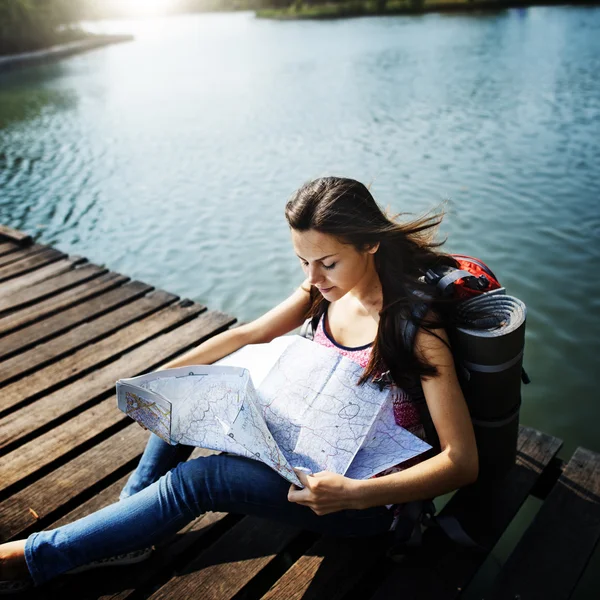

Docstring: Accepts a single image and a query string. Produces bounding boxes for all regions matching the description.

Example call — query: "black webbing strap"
[434,269,475,295]
[388,500,486,558]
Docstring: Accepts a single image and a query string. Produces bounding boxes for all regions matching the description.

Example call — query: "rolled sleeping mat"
[454,293,527,420]
[472,400,521,478]
[452,293,527,478]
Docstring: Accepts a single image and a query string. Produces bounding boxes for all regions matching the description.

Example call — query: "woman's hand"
[287,470,361,516]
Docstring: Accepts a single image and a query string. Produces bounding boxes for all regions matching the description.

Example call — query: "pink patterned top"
[313,307,428,477]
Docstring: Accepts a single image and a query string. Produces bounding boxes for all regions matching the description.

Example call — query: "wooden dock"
[1,224,598,600]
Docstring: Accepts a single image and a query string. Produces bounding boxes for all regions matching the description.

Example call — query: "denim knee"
[119,437,195,501]
[166,456,215,517]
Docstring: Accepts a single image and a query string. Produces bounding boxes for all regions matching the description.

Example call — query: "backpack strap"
[425,268,475,295]
[299,317,315,341]
[388,499,486,560]
[400,302,442,455]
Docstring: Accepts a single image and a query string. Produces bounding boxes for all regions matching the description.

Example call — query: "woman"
[0,177,478,590]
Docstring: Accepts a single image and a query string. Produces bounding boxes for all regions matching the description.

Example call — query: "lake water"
[1,7,599,597]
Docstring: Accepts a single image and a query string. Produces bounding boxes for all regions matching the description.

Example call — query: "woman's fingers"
[288,471,358,515]
[293,469,312,488]
[288,481,311,504]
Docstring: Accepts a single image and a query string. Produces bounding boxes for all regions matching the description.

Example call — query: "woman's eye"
[323,263,336,270]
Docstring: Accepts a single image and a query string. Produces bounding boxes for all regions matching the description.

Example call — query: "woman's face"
[290,228,378,301]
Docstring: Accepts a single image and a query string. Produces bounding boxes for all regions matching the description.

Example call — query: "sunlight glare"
[121,0,176,16]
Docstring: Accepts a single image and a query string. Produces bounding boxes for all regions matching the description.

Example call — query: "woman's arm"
[349,324,479,509]
[288,320,479,514]
[159,282,312,370]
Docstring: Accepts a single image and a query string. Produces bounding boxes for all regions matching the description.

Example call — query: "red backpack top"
[424,253,502,300]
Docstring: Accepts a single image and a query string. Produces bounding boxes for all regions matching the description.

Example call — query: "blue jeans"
[24,434,394,585]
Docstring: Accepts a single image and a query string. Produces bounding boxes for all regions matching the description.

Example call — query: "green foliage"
[255,0,477,19]
[0,0,82,55]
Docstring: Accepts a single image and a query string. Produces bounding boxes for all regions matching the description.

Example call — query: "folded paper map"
[116,335,431,487]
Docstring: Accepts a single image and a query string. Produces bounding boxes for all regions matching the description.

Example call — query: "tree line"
[0,0,85,55]
[0,0,272,55]
[0,0,427,55]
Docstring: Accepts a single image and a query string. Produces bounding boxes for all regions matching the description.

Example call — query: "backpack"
[413,253,529,479]
[299,253,529,552]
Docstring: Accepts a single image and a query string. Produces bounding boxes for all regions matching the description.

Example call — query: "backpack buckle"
[464,274,490,291]
[424,268,442,286]
[372,370,393,391]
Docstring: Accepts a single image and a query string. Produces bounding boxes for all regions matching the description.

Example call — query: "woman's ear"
[366,242,380,254]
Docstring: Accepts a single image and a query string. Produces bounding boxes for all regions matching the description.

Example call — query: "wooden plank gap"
[0,412,136,504]
[0,224,33,246]
[0,255,87,298]
[2,449,146,544]
[54,513,241,600]
[0,243,49,268]
[0,272,128,337]
[530,455,565,501]
[0,262,109,316]
[0,289,183,390]
[0,422,150,542]
[0,297,200,418]
[261,532,388,600]
[102,512,243,600]
[0,383,124,458]
[490,446,600,600]
[0,241,21,257]
[0,310,236,496]
[0,247,64,283]
[147,517,303,600]
[228,530,319,600]
[0,301,205,445]
[0,279,152,362]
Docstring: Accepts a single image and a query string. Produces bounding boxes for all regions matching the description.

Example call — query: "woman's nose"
[307,264,324,285]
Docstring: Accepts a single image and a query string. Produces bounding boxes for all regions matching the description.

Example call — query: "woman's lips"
[318,286,334,293]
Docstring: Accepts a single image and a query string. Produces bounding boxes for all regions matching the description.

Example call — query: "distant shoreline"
[0,34,134,73]
[256,0,599,20]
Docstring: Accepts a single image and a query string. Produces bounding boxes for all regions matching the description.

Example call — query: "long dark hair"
[285,176,459,390]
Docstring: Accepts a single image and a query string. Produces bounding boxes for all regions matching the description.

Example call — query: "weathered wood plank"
[0,262,107,314]
[0,242,20,257]
[0,290,181,390]
[0,256,86,298]
[367,426,563,600]
[38,449,232,600]
[0,280,152,362]
[490,446,600,600]
[262,533,388,600]
[2,441,219,544]
[0,224,32,245]
[0,297,199,415]
[0,247,64,282]
[0,423,150,542]
[0,243,47,268]
[0,301,204,445]
[100,511,231,600]
[147,517,302,600]
[0,310,235,494]
[50,511,231,600]
[0,271,128,336]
